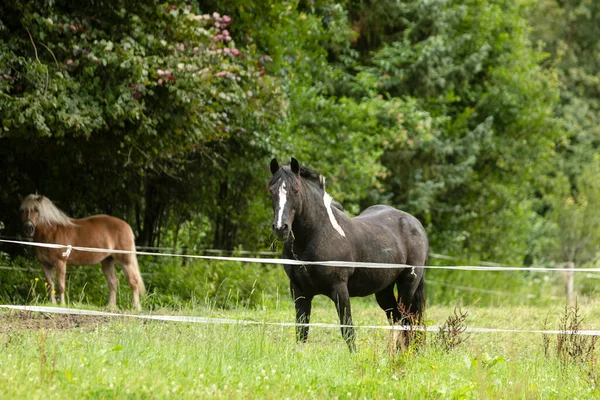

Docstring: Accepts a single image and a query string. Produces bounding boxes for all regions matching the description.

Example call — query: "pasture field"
[1,298,600,399]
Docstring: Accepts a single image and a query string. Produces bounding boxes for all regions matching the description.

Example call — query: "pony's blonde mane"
[20,194,76,227]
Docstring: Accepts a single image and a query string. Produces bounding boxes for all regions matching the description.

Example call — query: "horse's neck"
[34,222,70,243]
[292,187,347,246]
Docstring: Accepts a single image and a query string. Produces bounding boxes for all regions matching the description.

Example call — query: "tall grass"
[2,302,600,399]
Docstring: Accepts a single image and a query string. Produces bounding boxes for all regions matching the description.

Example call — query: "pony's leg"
[41,263,56,304]
[375,284,403,324]
[55,261,67,305]
[330,284,355,352]
[290,282,312,342]
[101,258,118,309]
[118,256,142,311]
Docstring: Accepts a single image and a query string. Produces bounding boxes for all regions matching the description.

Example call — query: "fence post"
[566,261,575,306]
[182,246,188,266]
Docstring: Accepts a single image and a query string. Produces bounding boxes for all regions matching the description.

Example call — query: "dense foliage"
[0,0,283,249]
[1,0,599,306]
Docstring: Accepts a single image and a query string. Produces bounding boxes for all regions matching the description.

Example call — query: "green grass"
[2,297,600,399]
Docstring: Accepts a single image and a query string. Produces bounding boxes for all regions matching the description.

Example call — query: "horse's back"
[76,214,132,231]
[73,215,136,250]
[355,204,410,221]
[353,204,428,266]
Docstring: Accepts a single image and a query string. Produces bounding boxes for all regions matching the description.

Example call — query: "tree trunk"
[139,181,162,247]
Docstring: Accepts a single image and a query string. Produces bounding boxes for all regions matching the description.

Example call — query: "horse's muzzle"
[23,221,35,237]
[272,223,290,240]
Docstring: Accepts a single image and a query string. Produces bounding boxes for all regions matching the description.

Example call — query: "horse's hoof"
[296,342,308,352]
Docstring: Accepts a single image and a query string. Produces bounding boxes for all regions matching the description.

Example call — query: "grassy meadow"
[2,296,600,399]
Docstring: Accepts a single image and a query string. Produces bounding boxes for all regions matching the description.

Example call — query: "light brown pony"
[19,194,145,311]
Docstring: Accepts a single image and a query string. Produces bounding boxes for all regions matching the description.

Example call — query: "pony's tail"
[132,256,146,296]
[411,274,426,324]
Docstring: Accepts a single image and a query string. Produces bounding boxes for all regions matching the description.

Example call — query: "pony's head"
[19,194,42,236]
[268,157,327,240]
[18,194,73,236]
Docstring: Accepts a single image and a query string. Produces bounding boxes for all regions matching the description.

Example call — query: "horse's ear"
[18,194,23,203]
[270,158,279,175]
[290,157,300,175]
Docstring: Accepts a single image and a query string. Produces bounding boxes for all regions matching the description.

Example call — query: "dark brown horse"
[19,194,145,310]
[269,158,428,350]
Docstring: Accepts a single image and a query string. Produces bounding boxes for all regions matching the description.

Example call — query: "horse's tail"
[132,256,146,296]
[412,274,426,324]
[125,224,146,296]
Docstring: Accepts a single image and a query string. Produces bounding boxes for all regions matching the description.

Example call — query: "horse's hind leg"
[329,284,356,352]
[117,255,142,311]
[375,284,402,323]
[395,274,426,349]
[101,257,118,309]
[376,285,406,353]
[397,274,425,325]
[41,263,56,304]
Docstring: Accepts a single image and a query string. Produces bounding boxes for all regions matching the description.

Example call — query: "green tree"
[546,160,600,266]
[330,0,563,263]
[0,0,282,247]
[528,0,600,266]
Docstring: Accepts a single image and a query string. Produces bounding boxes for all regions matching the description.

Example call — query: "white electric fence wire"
[2,305,600,336]
[1,239,597,335]
[0,239,594,272]
[0,265,568,298]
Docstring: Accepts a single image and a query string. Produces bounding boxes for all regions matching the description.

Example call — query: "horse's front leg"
[41,263,56,304]
[55,261,67,305]
[330,284,355,352]
[291,283,313,343]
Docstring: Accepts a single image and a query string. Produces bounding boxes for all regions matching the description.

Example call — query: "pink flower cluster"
[156,69,175,85]
[213,13,232,28]
[70,23,86,33]
[211,12,233,44]
[212,30,231,43]
[215,48,241,56]
[224,48,240,56]
[208,12,243,57]
[130,83,142,100]
[215,71,238,80]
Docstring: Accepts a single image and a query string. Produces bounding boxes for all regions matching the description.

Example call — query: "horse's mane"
[20,194,76,227]
[271,163,324,189]
[299,166,324,187]
[300,166,346,211]
[271,163,345,212]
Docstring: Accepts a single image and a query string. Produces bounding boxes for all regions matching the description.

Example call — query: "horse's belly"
[347,269,400,297]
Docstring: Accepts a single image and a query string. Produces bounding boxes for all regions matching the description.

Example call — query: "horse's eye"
[34,208,39,213]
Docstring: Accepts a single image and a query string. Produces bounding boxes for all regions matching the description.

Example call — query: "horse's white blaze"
[323,192,346,237]
[275,182,287,229]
